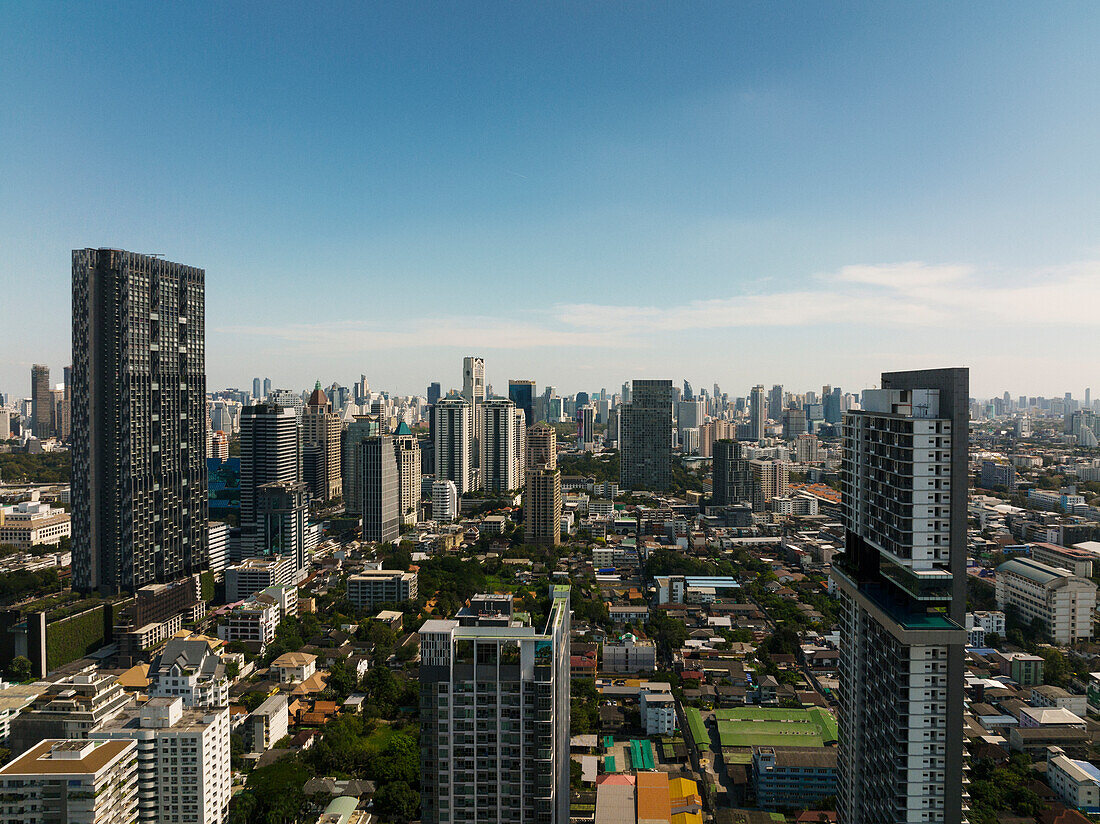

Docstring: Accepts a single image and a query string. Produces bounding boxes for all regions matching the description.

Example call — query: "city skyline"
[3,4,1100,396]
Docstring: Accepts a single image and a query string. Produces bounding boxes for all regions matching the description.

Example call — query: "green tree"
[371,780,419,823]
[6,656,32,682]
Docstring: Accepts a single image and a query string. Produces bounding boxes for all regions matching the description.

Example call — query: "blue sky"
[2,2,1099,400]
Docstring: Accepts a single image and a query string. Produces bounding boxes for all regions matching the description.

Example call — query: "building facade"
[435,396,473,495]
[619,379,673,491]
[302,382,342,503]
[347,570,418,608]
[358,433,400,543]
[72,249,209,593]
[836,368,969,824]
[482,398,519,493]
[525,422,561,546]
[239,403,300,559]
[995,557,1096,644]
[393,421,422,527]
[419,586,571,824]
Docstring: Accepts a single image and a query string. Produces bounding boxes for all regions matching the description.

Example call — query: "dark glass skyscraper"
[72,249,208,593]
[711,439,751,506]
[508,379,536,428]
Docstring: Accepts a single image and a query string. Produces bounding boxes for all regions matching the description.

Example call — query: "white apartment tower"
[482,397,519,493]
[836,369,968,824]
[435,395,473,495]
[91,698,231,824]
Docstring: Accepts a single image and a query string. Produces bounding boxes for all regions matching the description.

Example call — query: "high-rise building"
[683,379,693,401]
[677,398,704,435]
[749,385,767,442]
[257,481,309,570]
[302,381,342,503]
[836,368,968,824]
[419,586,572,824]
[393,421,422,527]
[342,416,377,517]
[619,379,673,491]
[508,379,536,428]
[435,395,473,495]
[767,384,783,422]
[513,407,527,481]
[824,386,843,424]
[712,440,752,506]
[252,377,261,400]
[432,479,459,523]
[357,432,400,543]
[784,406,808,439]
[578,404,596,451]
[262,377,271,398]
[526,422,561,546]
[30,364,53,439]
[462,357,486,404]
[60,365,72,442]
[239,403,300,559]
[91,698,231,824]
[72,249,208,593]
[482,398,519,492]
[427,381,442,406]
[750,459,789,512]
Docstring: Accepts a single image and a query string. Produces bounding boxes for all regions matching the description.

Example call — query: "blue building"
[753,746,837,810]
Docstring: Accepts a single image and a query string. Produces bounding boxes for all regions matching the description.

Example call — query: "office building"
[342,415,377,517]
[432,479,459,523]
[577,403,596,451]
[262,378,271,398]
[748,384,767,442]
[357,432,400,543]
[239,402,300,558]
[427,381,442,406]
[0,739,138,824]
[619,379,673,491]
[783,406,807,439]
[824,386,843,424]
[712,439,752,506]
[302,382,342,503]
[435,395,473,494]
[31,363,53,439]
[463,356,486,470]
[767,384,783,421]
[393,421,422,526]
[509,379,536,428]
[836,368,968,824]
[253,377,261,399]
[91,698,231,824]
[72,249,209,593]
[419,586,571,824]
[347,569,418,608]
[482,397,519,492]
[525,422,561,546]
[995,557,1096,644]
[257,481,309,570]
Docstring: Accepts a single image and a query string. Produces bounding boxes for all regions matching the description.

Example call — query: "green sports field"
[713,707,838,748]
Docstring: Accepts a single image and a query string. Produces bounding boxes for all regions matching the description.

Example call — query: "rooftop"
[0,739,133,776]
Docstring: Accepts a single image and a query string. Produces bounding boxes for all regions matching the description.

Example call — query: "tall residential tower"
[72,249,208,593]
[835,368,968,824]
[619,379,673,491]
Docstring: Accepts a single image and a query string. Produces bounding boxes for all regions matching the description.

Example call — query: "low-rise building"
[995,558,1096,644]
[148,636,229,709]
[0,738,138,824]
[753,746,838,811]
[217,598,281,651]
[1031,686,1088,718]
[347,569,418,609]
[271,652,317,684]
[0,499,71,548]
[993,651,1045,687]
[8,668,133,756]
[225,555,298,602]
[247,694,289,753]
[640,690,676,736]
[1047,746,1100,814]
[602,634,657,673]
